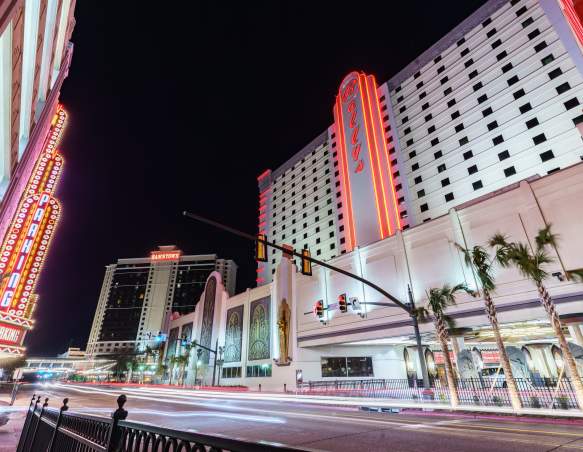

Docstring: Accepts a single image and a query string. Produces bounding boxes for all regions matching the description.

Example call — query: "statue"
[276,298,291,366]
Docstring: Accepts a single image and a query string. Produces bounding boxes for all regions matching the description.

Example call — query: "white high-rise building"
[257,0,583,285]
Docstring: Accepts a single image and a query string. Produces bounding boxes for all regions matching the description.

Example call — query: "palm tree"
[491,226,583,409]
[456,242,523,411]
[416,284,474,407]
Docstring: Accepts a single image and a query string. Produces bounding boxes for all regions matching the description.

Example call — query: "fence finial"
[113,394,128,421]
[61,398,69,412]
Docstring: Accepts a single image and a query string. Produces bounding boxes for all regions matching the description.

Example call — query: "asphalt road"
[4,383,583,451]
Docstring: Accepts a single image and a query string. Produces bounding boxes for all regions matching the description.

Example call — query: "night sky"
[27,1,487,355]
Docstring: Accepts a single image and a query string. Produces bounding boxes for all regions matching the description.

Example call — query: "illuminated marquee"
[333,72,401,250]
[151,251,182,261]
[0,106,67,355]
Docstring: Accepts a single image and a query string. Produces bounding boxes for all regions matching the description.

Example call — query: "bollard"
[284,383,287,393]
[106,395,128,452]
[259,384,262,392]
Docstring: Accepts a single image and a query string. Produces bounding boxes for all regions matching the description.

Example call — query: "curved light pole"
[183,211,430,389]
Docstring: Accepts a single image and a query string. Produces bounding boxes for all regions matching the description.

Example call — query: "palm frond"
[455,242,473,268]
[442,314,456,330]
[566,268,583,283]
[510,243,549,284]
[414,306,431,323]
[535,224,559,251]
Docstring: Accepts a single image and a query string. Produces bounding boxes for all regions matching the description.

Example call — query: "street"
[3,383,583,451]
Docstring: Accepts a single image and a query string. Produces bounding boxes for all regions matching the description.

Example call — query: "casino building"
[0,0,76,359]
[257,0,583,284]
[85,247,237,357]
[156,0,583,389]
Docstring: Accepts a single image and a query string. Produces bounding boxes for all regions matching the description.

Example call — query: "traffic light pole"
[183,211,430,389]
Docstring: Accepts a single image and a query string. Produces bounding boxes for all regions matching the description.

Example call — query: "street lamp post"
[183,211,431,389]
[194,348,203,386]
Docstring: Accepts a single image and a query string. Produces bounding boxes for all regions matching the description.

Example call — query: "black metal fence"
[296,377,581,410]
[17,393,305,451]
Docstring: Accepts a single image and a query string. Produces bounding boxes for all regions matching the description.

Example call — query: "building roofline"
[270,130,329,181]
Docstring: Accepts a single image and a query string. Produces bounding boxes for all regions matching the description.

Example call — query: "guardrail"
[17,393,305,451]
[296,377,581,410]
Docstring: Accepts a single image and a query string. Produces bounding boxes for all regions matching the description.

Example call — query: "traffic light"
[301,248,312,276]
[313,300,324,319]
[256,234,268,262]
[338,293,348,313]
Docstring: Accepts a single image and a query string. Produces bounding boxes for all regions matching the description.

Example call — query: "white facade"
[187,163,583,390]
[257,0,583,288]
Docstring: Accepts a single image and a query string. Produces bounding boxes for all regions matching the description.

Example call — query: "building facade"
[171,163,583,390]
[257,0,583,284]
[0,0,76,359]
[86,246,237,357]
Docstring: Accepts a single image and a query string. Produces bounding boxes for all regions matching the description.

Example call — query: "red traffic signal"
[313,300,324,318]
[338,293,348,313]
[256,234,268,262]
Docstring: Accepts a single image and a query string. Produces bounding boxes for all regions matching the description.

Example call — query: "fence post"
[29,397,49,451]
[47,398,69,452]
[106,395,128,452]
[16,394,38,452]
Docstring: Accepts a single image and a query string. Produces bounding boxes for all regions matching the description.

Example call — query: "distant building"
[85,246,237,357]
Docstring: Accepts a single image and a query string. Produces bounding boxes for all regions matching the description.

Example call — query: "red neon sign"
[150,251,182,261]
[0,323,24,346]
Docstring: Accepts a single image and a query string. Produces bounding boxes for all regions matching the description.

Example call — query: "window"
[434,55,442,63]
[486,28,496,38]
[455,123,464,133]
[468,69,478,79]
[540,150,555,162]
[425,113,433,122]
[397,95,404,103]
[422,102,430,110]
[416,81,424,89]
[513,88,525,99]
[519,102,532,114]
[573,114,583,125]
[414,71,421,79]
[504,166,516,177]
[533,133,546,145]
[321,357,373,378]
[482,17,492,27]
[441,178,450,187]
[404,127,411,135]
[516,5,527,16]
[399,106,406,113]
[463,150,473,160]
[431,137,439,146]
[409,150,417,158]
[522,17,534,28]
[222,367,242,379]
[564,97,579,110]
[447,98,456,108]
[461,48,470,57]
[428,125,436,134]
[414,176,422,184]
[437,65,445,74]
[528,28,540,40]
[549,67,563,79]
[541,54,555,65]
[498,150,510,161]
[457,37,466,46]
[420,203,429,212]
[419,91,427,99]
[482,107,493,117]
[445,192,454,202]
[437,163,446,173]
[507,75,519,86]
[473,81,483,92]
[441,76,449,85]
[493,135,504,145]
[402,116,409,124]
[497,50,507,61]
[468,164,478,175]
[556,82,571,94]
[526,117,539,129]
[246,364,272,378]
[451,110,460,120]
[459,136,469,146]
[464,58,474,68]
[492,39,502,49]
[487,121,498,131]
[473,180,483,190]
[502,62,513,73]
[444,87,452,96]
[417,189,425,198]
[412,162,419,171]
[477,94,488,104]
[406,138,413,146]
[434,150,443,159]
[534,41,547,52]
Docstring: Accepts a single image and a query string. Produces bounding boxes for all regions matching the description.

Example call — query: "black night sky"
[28,1,487,355]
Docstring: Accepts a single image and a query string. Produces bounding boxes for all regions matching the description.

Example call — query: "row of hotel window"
[393,0,532,99]
[221,357,374,379]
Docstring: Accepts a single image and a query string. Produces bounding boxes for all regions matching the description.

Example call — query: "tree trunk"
[537,284,583,409]
[435,315,459,407]
[483,290,522,411]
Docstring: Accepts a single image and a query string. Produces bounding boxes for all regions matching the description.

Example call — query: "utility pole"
[183,211,430,389]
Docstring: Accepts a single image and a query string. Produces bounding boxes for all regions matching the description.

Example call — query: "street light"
[183,211,431,389]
